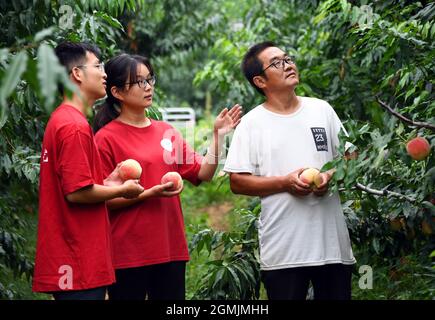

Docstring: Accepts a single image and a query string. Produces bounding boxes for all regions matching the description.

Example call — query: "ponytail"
[93,98,120,133]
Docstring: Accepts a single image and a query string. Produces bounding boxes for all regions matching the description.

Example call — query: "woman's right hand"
[149,181,184,198]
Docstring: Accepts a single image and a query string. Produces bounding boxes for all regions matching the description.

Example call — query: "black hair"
[93,54,154,133]
[241,41,276,96]
[54,41,101,94]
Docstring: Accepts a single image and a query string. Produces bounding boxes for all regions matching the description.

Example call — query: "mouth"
[144,95,153,100]
[285,72,297,78]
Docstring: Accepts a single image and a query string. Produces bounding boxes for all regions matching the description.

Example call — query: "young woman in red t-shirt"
[93,54,242,300]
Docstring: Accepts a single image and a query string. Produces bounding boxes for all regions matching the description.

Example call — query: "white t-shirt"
[224,97,356,270]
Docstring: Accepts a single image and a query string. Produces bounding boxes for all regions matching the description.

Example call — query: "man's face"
[256,46,299,93]
[73,51,107,101]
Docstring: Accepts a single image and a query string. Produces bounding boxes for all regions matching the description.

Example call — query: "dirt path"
[199,201,234,231]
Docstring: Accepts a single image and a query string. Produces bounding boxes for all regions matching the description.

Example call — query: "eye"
[272,60,281,68]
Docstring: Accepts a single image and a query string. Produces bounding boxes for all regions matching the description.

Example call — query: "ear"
[253,75,267,90]
[70,67,83,84]
[111,86,124,102]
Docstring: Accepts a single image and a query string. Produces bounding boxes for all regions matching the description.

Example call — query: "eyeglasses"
[262,55,296,72]
[75,62,105,72]
[125,75,156,88]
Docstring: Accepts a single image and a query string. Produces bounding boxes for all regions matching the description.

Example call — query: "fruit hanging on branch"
[406,137,431,161]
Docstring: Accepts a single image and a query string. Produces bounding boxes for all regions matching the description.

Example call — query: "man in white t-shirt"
[223,41,356,300]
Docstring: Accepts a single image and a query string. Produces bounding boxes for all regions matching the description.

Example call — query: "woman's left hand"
[213,104,243,136]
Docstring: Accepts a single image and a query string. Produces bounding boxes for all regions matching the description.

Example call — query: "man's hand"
[120,180,144,199]
[213,104,243,136]
[313,172,333,197]
[285,168,312,196]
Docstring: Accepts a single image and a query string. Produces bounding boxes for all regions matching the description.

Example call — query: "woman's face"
[117,63,154,111]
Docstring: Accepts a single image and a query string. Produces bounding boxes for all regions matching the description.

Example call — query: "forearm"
[106,188,154,211]
[229,173,289,197]
[66,184,125,204]
[198,131,224,182]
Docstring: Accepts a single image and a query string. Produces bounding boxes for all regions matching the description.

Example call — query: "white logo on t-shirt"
[42,149,48,162]
[160,138,173,152]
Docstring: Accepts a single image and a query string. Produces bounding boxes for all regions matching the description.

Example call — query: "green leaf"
[34,27,55,42]
[36,44,64,112]
[0,51,28,128]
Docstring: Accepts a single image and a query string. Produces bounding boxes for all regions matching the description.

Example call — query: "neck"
[264,90,300,114]
[63,93,94,116]
[117,106,150,127]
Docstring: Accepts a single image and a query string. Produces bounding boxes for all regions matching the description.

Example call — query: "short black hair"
[54,41,101,94]
[241,41,276,96]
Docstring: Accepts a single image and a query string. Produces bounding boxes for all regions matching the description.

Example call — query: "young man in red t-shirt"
[32,42,144,300]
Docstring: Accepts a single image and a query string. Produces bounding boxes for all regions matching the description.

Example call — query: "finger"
[218,108,229,118]
[293,185,312,194]
[161,182,174,190]
[229,104,240,111]
[231,109,243,121]
[296,180,311,189]
[232,119,241,128]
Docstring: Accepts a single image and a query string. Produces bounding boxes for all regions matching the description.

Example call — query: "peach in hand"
[161,171,183,191]
[119,159,142,181]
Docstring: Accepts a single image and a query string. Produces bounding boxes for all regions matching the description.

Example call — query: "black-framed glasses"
[75,62,105,72]
[262,55,296,72]
[125,75,156,88]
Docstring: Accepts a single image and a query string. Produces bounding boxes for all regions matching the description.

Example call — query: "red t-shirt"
[32,104,115,292]
[94,119,203,269]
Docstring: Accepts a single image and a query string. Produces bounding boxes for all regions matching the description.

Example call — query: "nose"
[102,72,107,79]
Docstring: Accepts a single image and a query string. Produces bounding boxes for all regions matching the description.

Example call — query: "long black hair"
[93,53,154,133]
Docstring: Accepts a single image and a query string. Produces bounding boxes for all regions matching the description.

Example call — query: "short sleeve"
[95,137,117,180]
[223,120,257,174]
[57,131,96,195]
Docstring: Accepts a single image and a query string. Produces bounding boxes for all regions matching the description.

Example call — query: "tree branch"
[354,182,416,203]
[376,97,435,131]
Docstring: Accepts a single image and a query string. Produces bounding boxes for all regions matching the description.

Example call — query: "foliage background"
[0,0,433,299]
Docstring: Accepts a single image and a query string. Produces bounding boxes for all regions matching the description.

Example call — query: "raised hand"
[213,104,243,136]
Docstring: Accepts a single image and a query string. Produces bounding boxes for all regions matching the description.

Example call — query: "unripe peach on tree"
[161,171,183,191]
[406,137,431,161]
[119,159,142,181]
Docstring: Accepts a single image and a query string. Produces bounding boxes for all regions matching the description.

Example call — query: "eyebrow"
[269,54,288,63]
[137,74,152,79]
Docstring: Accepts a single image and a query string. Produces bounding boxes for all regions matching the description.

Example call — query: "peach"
[119,159,142,181]
[299,168,321,188]
[161,171,183,191]
[406,137,430,161]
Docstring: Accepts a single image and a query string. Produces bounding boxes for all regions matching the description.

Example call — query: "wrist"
[116,184,126,198]
[279,176,291,191]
